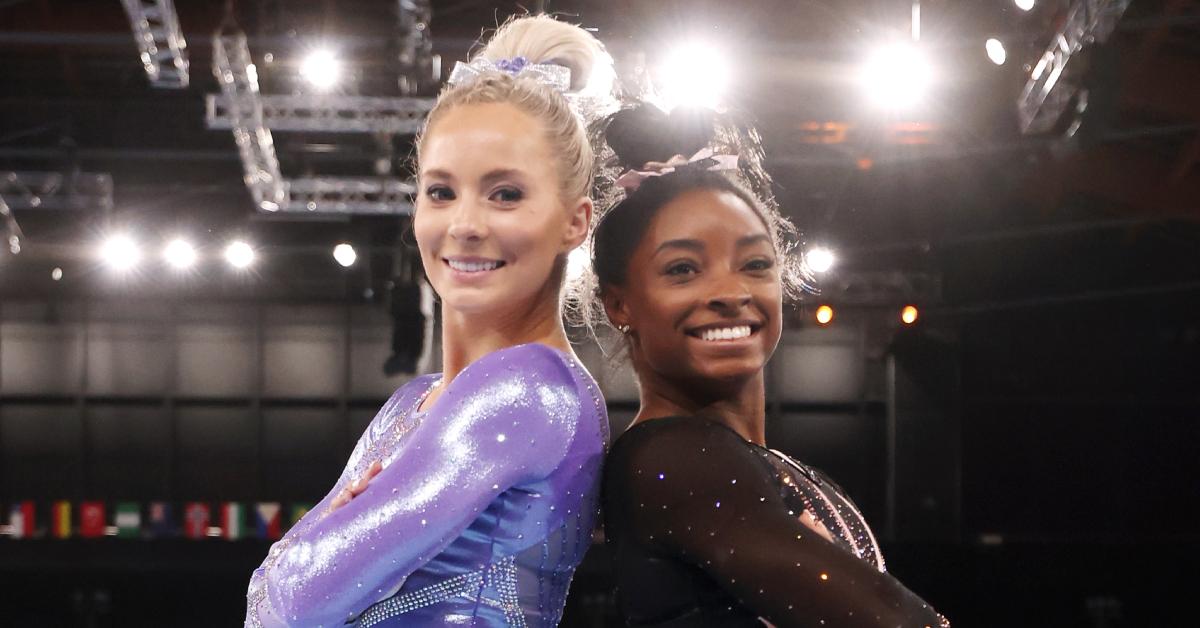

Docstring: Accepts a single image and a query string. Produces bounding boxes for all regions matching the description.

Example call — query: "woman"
[244,15,614,627]
[588,104,948,627]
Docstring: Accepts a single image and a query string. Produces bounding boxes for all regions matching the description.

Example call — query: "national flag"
[183,502,210,539]
[147,502,175,539]
[287,503,313,531]
[116,502,141,539]
[221,503,244,540]
[254,502,282,540]
[8,501,35,539]
[79,501,105,538]
[52,501,71,539]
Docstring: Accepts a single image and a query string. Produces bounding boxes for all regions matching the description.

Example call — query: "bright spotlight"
[859,42,934,109]
[806,247,835,274]
[224,240,255,269]
[100,234,141,271]
[1014,0,1035,11]
[815,304,834,326]
[901,305,919,325]
[333,243,357,268]
[51,267,63,281]
[163,239,197,269]
[659,42,730,110]
[565,245,590,283]
[300,49,341,91]
[985,38,1007,65]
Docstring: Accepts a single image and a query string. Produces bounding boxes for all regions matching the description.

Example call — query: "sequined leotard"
[603,416,946,628]
[245,343,608,627]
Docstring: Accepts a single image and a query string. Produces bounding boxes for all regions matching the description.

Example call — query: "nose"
[446,198,488,242]
[706,271,752,312]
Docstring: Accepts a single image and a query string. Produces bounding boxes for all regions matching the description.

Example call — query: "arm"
[611,418,945,628]
[255,345,582,627]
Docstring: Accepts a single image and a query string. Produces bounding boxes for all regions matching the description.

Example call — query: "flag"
[254,502,282,540]
[52,501,71,539]
[8,501,35,539]
[115,502,141,539]
[79,501,105,538]
[287,503,313,531]
[183,502,210,539]
[147,502,175,539]
[221,503,244,540]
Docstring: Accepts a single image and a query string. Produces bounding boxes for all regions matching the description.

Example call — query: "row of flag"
[3,501,313,541]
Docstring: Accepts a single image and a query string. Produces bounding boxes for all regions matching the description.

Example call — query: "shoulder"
[606,416,768,487]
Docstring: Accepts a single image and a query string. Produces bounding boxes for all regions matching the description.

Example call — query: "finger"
[365,460,383,479]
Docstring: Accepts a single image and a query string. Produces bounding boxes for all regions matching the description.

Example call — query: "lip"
[441,255,507,281]
[683,320,764,347]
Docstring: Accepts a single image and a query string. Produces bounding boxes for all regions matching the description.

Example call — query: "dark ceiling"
[0,0,1197,307]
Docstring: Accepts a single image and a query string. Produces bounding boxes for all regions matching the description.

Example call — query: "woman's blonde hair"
[415,14,614,202]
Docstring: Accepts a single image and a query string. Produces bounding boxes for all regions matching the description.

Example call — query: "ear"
[562,196,593,252]
[601,284,631,331]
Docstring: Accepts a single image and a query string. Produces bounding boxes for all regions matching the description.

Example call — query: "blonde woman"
[245,15,614,627]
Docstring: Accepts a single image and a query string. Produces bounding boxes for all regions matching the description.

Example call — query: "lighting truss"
[1017,0,1132,134]
[817,272,942,307]
[284,177,414,215]
[396,0,436,94]
[212,31,288,212]
[119,0,189,88]
[205,94,435,134]
[0,195,22,255]
[0,171,114,212]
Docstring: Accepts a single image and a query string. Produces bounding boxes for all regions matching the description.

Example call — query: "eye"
[425,184,455,202]
[744,257,775,272]
[665,261,699,277]
[490,186,524,204]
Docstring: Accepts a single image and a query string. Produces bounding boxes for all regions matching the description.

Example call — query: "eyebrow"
[420,168,526,185]
[654,233,773,256]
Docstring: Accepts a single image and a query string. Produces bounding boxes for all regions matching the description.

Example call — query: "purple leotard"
[244,343,608,627]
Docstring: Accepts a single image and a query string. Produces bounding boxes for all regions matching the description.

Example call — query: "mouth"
[685,321,763,343]
[443,257,507,273]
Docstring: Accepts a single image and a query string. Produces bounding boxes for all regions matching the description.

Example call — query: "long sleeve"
[605,417,945,628]
[253,344,583,627]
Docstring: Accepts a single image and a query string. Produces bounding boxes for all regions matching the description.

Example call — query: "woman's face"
[415,102,590,317]
[606,188,783,386]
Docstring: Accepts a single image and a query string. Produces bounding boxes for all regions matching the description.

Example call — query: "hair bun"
[604,103,716,170]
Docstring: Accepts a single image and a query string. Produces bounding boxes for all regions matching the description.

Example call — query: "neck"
[632,367,768,446]
[438,292,572,384]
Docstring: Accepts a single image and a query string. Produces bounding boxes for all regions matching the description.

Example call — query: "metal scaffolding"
[205,94,434,134]
[1017,0,1132,134]
[119,0,190,89]
[0,171,114,212]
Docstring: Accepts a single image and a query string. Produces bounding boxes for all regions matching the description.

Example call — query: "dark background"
[1,1,1198,626]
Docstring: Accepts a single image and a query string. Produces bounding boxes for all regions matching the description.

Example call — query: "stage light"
[1014,0,1035,11]
[805,246,835,274]
[224,240,255,269]
[815,305,834,326]
[51,267,62,281]
[659,42,730,110]
[100,234,141,271]
[163,239,197,269]
[901,305,919,325]
[333,243,357,268]
[300,49,341,91]
[985,39,1007,65]
[859,42,933,109]
[566,245,590,283]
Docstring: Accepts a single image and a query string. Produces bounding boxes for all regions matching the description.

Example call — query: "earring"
[617,324,630,334]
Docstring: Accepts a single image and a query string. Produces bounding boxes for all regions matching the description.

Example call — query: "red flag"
[79,501,106,538]
[184,502,211,539]
[8,501,35,538]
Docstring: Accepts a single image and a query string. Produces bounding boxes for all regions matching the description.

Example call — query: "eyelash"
[425,185,454,202]
[422,185,523,204]
[490,187,523,204]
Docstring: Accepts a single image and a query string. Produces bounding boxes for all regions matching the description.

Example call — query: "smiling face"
[415,102,590,318]
[605,187,783,387]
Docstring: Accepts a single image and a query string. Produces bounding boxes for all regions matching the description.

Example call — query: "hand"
[328,460,383,513]
[799,509,835,543]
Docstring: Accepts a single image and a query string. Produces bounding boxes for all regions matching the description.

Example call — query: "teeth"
[698,326,752,342]
[447,259,501,273]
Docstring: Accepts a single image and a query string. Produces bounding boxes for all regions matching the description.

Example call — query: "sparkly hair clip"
[447,56,572,92]
[614,147,740,192]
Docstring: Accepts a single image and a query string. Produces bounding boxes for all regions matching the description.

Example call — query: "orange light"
[901,305,919,325]
[815,305,834,325]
